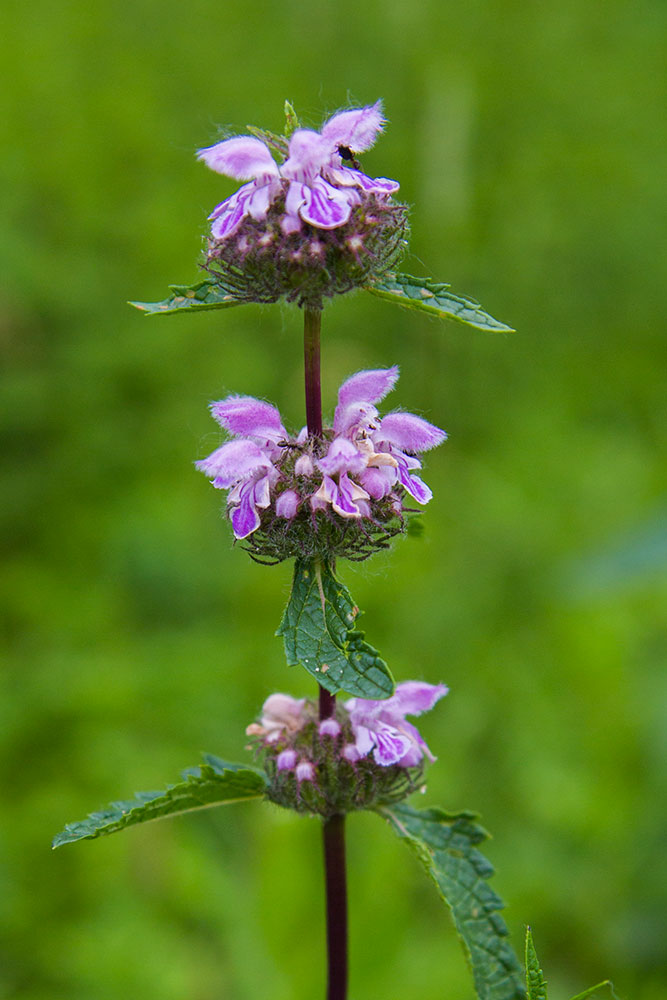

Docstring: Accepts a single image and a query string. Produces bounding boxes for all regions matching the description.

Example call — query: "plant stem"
[322,813,348,1000]
[319,686,336,720]
[304,307,323,438]
[303,306,348,999]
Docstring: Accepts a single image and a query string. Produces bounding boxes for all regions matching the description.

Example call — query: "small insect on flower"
[337,145,361,170]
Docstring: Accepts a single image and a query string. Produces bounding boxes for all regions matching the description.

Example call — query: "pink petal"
[398,741,426,767]
[376,412,447,453]
[247,181,273,221]
[196,439,272,488]
[275,489,299,519]
[342,744,362,763]
[319,718,341,738]
[210,395,286,440]
[295,760,315,783]
[262,693,305,723]
[326,166,399,194]
[321,101,386,153]
[294,453,314,477]
[276,749,297,772]
[298,177,352,229]
[318,437,367,477]
[353,725,375,758]
[280,182,305,231]
[359,466,395,499]
[197,136,279,181]
[333,401,379,436]
[283,130,329,180]
[337,366,399,410]
[397,466,432,505]
[331,473,369,518]
[391,681,448,716]
[253,473,272,510]
[209,184,254,240]
[372,724,412,766]
[230,486,261,539]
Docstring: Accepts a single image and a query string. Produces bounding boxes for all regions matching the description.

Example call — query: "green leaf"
[366,272,515,332]
[52,757,267,848]
[276,559,394,699]
[524,928,616,1000]
[245,124,289,159]
[569,983,617,1000]
[129,278,248,316]
[525,928,548,1000]
[284,100,300,137]
[380,803,526,1000]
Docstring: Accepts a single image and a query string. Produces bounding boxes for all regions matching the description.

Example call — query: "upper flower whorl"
[197,102,408,308]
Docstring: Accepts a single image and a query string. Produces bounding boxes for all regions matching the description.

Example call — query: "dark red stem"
[304,307,323,439]
[303,306,348,1000]
[322,813,348,1000]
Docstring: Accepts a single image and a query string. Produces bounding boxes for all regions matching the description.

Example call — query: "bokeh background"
[2,1,666,998]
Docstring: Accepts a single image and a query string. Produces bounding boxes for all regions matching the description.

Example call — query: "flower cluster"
[247,682,447,816]
[197,102,408,307]
[196,367,446,562]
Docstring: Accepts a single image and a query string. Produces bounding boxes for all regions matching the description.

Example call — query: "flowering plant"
[55,101,614,1000]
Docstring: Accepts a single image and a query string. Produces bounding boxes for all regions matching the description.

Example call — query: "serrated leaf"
[52,758,267,848]
[380,803,526,1000]
[129,278,248,316]
[276,559,394,699]
[366,272,514,332]
[525,928,548,1000]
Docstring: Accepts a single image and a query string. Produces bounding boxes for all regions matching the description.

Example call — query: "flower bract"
[344,681,448,767]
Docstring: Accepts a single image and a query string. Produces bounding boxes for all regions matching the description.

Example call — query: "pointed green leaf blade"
[52,759,267,848]
[245,125,289,159]
[525,928,548,1000]
[129,278,248,316]
[283,100,300,137]
[276,559,394,699]
[380,803,526,1000]
[569,983,616,1000]
[366,272,514,332]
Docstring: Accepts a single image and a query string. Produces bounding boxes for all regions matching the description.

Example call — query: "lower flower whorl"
[246,683,446,817]
[249,701,425,818]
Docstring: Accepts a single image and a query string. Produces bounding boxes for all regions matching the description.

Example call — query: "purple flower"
[196,395,287,540]
[197,102,399,239]
[313,366,446,517]
[245,693,306,743]
[295,760,316,783]
[318,718,342,739]
[197,366,446,548]
[344,681,448,767]
[276,748,298,772]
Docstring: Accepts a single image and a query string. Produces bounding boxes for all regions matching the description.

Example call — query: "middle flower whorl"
[196,366,446,562]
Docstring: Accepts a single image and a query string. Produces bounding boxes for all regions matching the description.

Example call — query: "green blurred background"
[2,0,666,997]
